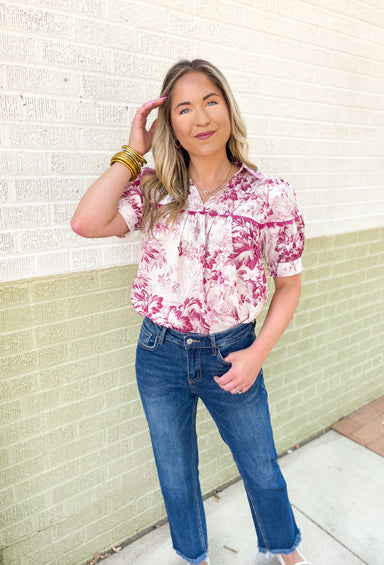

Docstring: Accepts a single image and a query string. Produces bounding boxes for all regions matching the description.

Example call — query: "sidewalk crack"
[292,505,369,564]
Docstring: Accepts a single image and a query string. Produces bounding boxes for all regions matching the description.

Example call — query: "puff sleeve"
[117,167,154,236]
[259,178,305,277]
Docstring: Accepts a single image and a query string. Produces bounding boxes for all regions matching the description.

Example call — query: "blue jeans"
[135,317,301,564]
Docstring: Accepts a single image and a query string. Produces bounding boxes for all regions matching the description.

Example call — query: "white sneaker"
[276,548,312,565]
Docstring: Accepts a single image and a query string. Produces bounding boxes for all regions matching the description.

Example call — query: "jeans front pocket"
[138,324,159,351]
[216,330,255,366]
[216,347,233,366]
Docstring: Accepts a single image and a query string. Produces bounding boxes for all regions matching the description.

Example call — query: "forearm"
[249,274,302,365]
[71,96,167,239]
[71,162,132,237]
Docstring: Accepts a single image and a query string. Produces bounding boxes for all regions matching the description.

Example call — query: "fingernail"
[160,96,167,100]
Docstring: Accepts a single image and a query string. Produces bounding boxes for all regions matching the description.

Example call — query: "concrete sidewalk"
[102,430,383,565]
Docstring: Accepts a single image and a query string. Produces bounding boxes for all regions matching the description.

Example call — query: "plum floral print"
[118,163,305,334]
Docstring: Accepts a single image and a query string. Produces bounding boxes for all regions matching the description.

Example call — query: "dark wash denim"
[135,317,301,564]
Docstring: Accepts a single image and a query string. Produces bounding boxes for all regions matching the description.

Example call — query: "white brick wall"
[1,0,383,282]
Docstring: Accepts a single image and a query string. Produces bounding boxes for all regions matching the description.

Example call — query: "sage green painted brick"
[31,299,67,325]
[39,357,99,388]
[0,351,38,379]
[37,343,67,368]
[98,264,138,289]
[2,518,35,547]
[15,466,73,504]
[35,315,98,347]
[31,271,98,301]
[52,467,107,505]
[97,327,133,351]
[0,415,45,445]
[26,529,86,565]
[0,330,34,357]
[0,374,40,403]
[0,400,23,427]
[99,347,136,371]
[0,486,13,511]
[1,228,383,565]
[0,494,47,531]
[1,306,34,332]
[67,334,98,360]
[0,456,46,492]
[368,240,384,254]
[0,284,30,307]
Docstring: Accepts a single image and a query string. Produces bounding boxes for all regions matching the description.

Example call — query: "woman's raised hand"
[128,97,167,156]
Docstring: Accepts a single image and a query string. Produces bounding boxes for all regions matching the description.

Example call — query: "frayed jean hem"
[258,529,302,555]
[176,548,209,564]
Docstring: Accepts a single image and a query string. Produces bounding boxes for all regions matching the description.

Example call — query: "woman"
[71,59,310,565]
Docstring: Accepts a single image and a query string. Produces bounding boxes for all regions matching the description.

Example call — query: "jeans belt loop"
[210,333,217,354]
[158,325,168,345]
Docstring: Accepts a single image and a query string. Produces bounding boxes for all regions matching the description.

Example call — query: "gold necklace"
[191,165,233,198]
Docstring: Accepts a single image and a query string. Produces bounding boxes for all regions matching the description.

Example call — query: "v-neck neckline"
[189,165,241,206]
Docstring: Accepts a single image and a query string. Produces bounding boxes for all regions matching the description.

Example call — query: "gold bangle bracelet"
[110,145,146,181]
[111,152,138,170]
[110,153,140,180]
[113,151,139,171]
[122,145,147,165]
[122,154,141,178]
[111,157,139,179]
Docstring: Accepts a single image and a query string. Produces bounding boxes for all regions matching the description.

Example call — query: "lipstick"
[195,131,215,140]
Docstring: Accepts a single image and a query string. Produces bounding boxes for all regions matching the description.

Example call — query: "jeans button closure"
[186,338,193,345]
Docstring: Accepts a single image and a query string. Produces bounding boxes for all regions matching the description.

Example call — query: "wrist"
[110,145,146,180]
[249,336,272,366]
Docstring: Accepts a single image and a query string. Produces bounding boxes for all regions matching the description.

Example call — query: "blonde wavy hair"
[141,59,257,232]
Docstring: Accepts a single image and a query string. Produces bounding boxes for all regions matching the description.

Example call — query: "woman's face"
[170,71,231,161]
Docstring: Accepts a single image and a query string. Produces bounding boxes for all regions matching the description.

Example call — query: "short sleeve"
[259,177,305,277]
[116,167,154,237]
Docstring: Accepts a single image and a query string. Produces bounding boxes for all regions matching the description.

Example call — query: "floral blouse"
[117,162,304,334]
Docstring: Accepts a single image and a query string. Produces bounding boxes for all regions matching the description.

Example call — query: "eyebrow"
[174,92,219,110]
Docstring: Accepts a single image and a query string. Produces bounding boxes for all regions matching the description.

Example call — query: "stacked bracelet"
[110,145,147,181]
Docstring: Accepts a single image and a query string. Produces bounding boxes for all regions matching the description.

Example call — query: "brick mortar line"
[282,352,384,382]
[4,3,384,54]
[4,132,384,144]
[300,0,384,24]
[3,149,384,160]
[303,256,383,270]
[3,87,383,113]
[1,423,149,473]
[2,0,195,21]
[269,361,382,387]
[268,337,383,375]
[3,25,381,87]
[2,113,383,131]
[0,346,137,375]
[2,427,149,481]
[7,439,153,492]
[2,337,381,413]
[6,0,384,37]
[1,296,382,340]
[1,278,382,315]
[1,312,139,329]
[208,0,384,34]
[0,294,138,310]
[3,26,383,77]
[2,449,158,509]
[4,57,384,88]
[2,60,384,99]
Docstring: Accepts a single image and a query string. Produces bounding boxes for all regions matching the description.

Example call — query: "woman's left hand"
[214,347,262,394]
[214,274,302,395]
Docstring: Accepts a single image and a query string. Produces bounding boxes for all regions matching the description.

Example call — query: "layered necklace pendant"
[191,165,233,199]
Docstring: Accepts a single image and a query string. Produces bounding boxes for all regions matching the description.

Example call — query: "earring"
[174,139,181,149]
